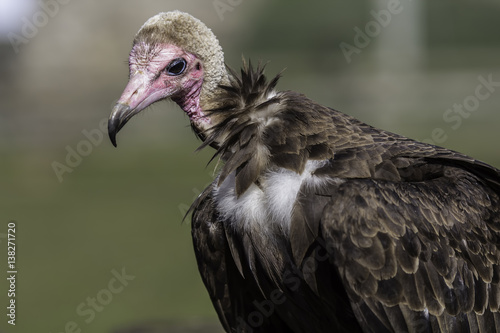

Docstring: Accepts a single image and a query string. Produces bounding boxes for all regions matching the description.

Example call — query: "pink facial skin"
[117,42,207,123]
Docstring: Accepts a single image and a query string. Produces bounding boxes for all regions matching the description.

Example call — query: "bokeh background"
[1,0,499,332]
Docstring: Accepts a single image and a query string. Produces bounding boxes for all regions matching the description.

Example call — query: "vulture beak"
[108,73,170,147]
[108,103,133,147]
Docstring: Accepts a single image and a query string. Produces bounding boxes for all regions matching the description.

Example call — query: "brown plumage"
[109,11,500,333]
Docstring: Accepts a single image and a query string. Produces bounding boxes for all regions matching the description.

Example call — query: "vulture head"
[108,11,228,146]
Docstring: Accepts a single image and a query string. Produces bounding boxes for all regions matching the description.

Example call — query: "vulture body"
[108,11,500,333]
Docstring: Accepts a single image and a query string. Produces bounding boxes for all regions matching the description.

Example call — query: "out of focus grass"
[0,143,222,333]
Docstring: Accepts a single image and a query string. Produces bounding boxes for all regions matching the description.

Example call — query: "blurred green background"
[1,0,499,332]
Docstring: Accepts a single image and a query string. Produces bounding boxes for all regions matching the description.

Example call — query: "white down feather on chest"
[213,160,341,237]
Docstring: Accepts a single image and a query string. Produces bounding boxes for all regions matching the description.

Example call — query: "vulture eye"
[165,58,187,76]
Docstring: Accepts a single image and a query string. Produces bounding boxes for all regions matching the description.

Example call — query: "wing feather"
[314,164,500,332]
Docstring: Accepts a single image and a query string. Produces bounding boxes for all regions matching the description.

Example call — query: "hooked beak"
[108,103,134,147]
[108,74,171,147]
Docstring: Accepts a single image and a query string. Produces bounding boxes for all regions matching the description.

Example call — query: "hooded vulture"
[108,11,500,333]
